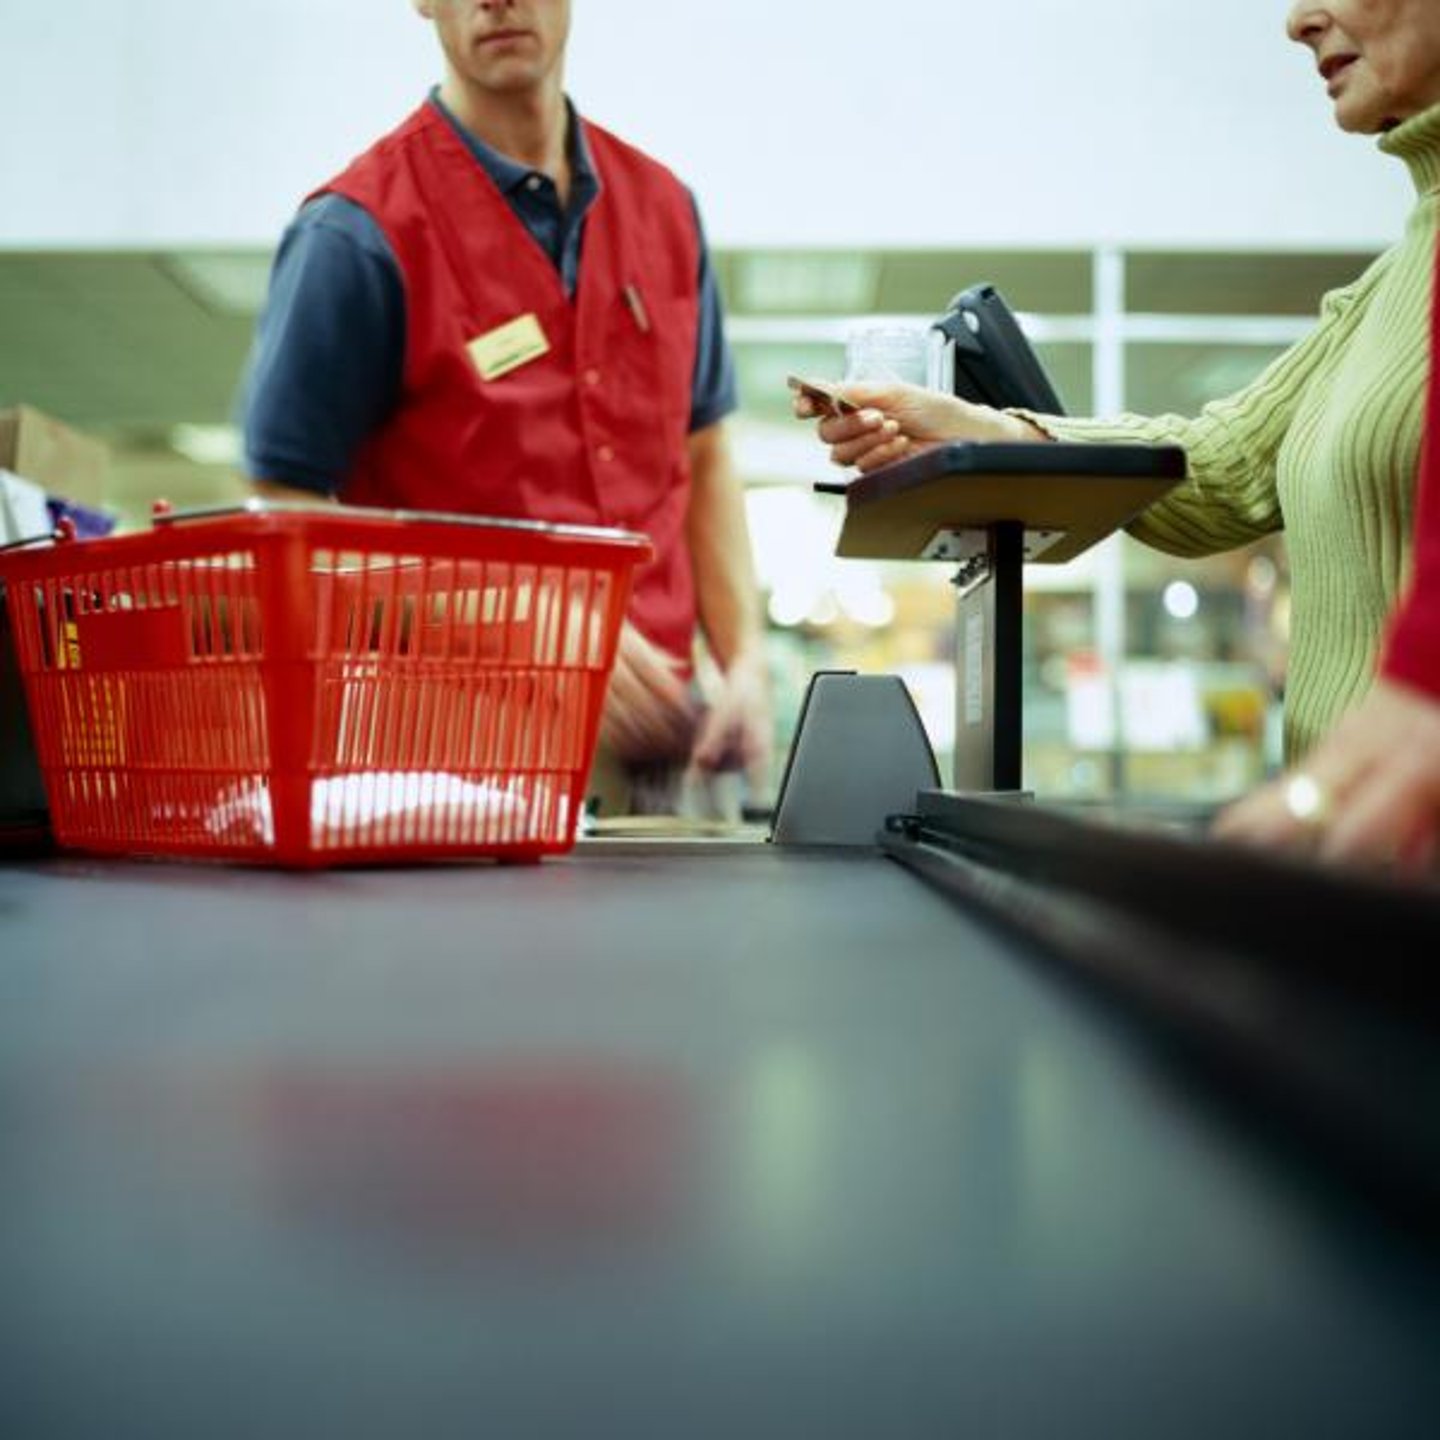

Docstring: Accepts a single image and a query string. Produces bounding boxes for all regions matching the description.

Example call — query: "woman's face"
[1287,1,1440,132]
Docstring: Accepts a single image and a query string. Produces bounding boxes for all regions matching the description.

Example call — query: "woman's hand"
[793,381,1048,474]
[1213,678,1440,873]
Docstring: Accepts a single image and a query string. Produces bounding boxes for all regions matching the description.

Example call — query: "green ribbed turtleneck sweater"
[1025,103,1440,760]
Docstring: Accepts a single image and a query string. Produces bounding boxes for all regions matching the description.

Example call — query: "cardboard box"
[0,404,110,508]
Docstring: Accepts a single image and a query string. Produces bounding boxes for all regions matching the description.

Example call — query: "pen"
[622,282,651,334]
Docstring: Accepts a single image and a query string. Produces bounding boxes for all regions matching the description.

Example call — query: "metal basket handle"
[148,496,648,546]
[0,515,78,557]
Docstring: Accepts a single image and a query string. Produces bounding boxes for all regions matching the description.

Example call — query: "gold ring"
[1282,772,1332,828]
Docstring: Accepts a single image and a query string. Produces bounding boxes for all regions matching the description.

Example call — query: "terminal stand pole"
[952,520,1025,794]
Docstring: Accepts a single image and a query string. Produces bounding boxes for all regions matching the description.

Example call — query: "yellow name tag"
[467,313,551,381]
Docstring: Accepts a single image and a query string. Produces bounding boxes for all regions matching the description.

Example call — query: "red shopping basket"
[0,503,650,866]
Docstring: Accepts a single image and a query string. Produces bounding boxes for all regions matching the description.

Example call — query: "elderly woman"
[799,2,1440,769]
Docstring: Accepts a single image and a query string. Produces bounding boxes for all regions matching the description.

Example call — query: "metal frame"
[951,520,1025,793]
[881,790,1440,1223]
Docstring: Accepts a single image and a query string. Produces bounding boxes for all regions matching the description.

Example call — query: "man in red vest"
[242,0,769,813]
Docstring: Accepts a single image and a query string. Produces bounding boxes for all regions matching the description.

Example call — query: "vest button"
[584,368,602,387]
[597,444,616,463]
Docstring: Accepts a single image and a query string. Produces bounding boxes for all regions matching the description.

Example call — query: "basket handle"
[0,515,78,557]
[146,495,649,549]
[148,496,332,528]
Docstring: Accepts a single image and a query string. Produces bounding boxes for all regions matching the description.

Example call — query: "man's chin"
[470,66,546,94]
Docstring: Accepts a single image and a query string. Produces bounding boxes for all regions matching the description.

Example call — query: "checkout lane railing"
[881,790,1440,1228]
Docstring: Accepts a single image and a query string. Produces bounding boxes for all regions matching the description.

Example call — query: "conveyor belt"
[1,844,1437,1438]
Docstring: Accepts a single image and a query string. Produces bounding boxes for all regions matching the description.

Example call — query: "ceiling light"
[161,252,274,317]
[169,424,242,466]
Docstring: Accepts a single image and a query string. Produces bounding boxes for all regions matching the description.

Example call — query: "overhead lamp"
[169,424,242,466]
[161,251,274,318]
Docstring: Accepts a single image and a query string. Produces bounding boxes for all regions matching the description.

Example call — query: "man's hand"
[690,645,772,783]
[599,621,700,764]
[793,380,1048,474]
[1213,678,1440,872]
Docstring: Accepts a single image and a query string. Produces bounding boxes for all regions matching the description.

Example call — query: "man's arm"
[242,196,404,503]
[685,419,771,777]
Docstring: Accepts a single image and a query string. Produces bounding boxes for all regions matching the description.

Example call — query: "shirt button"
[525,175,543,192]
[584,368,602,387]
[597,444,616,463]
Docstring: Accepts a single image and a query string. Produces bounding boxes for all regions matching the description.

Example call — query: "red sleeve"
[1380,240,1440,700]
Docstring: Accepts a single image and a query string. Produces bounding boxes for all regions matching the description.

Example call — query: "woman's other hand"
[1213,678,1440,873]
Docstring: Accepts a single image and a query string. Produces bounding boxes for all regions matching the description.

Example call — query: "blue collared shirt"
[470,92,600,299]
[243,94,737,494]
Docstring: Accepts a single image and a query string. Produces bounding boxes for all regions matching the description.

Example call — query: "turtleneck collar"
[1379,100,1440,197]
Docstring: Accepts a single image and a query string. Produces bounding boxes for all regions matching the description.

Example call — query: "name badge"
[467,313,551,381]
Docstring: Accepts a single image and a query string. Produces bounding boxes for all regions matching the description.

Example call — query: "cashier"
[239,0,770,812]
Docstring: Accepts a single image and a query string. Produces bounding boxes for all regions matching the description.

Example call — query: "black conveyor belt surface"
[1,846,1437,1438]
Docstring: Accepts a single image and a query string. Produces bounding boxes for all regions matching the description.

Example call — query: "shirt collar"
[428,88,599,199]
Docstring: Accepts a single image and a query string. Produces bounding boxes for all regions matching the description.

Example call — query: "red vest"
[320,103,702,661]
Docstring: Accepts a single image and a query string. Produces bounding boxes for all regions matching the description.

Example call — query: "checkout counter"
[2,448,1438,1438]
[2,809,1438,1437]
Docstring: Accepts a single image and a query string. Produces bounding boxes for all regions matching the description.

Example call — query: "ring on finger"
[1282,771,1333,828]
